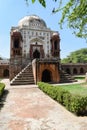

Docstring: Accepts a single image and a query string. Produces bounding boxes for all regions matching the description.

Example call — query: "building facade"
[0,15,86,82]
[10,15,60,83]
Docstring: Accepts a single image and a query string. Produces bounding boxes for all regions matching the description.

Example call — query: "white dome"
[13,29,19,32]
[18,15,47,28]
[52,32,59,36]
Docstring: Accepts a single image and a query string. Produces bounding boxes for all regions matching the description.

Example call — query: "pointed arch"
[66,68,71,74]
[42,69,52,82]
[73,68,78,74]
[30,37,44,44]
[80,68,84,74]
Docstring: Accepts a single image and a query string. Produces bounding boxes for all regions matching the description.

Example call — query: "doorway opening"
[42,69,52,82]
[33,49,40,58]
[3,69,9,77]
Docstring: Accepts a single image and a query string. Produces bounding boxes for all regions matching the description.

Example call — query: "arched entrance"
[42,69,52,82]
[73,68,78,74]
[3,69,9,77]
[80,68,84,74]
[66,68,71,74]
[33,49,40,58]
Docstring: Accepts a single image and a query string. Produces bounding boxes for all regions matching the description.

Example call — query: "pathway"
[0,79,87,130]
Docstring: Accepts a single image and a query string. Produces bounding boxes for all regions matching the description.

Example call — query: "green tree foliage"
[25,0,46,7]
[25,0,87,39]
[55,0,87,39]
[61,48,87,63]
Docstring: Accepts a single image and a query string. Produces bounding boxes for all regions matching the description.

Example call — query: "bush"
[69,95,87,115]
[38,82,87,116]
[0,83,5,97]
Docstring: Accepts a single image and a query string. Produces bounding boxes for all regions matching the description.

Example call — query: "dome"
[18,15,47,28]
[51,32,60,40]
[52,32,59,36]
[13,29,19,32]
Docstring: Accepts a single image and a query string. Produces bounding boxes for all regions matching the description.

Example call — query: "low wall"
[61,63,87,75]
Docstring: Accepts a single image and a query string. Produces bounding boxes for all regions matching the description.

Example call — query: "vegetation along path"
[0,79,87,130]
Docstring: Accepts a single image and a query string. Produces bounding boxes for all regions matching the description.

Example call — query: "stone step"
[16,76,34,79]
[59,70,77,83]
[15,79,34,82]
[18,74,33,77]
[22,70,33,73]
[10,64,35,85]
[11,81,35,85]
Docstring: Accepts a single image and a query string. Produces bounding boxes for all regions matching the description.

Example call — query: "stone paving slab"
[0,79,87,130]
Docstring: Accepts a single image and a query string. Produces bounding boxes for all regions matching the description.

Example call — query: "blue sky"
[0,0,87,59]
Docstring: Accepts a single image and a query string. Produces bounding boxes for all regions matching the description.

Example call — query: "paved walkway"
[0,79,87,130]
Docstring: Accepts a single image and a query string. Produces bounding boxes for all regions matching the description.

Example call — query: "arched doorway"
[66,68,71,74]
[3,69,9,77]
[73,68,78,75]
[33,49,40,58]
[80,68,84,74]
[42,69,52,82]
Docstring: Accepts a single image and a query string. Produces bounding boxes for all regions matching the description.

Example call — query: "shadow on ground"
[0,89,9,110]
[78,111,87,117]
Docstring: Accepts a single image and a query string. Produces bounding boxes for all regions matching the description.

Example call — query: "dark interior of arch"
[66,68,71,74]
[54,40,58,50]
[73,68,77,74]
[3,69,9,77]
[42,69,52,82]
[80,68,84,74]
[33,49,40,58]
[14,39,19,48]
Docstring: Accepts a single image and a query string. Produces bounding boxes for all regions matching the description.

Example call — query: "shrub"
[38,82,87,116]
[0,83,5,97]
[69,95,87,115]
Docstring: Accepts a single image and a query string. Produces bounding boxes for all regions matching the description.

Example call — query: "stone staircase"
[10,63,35,85]
[59,70,77,83]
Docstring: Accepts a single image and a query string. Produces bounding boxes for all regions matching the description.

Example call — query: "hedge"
[38,82,87,116]
[0,83,5,97]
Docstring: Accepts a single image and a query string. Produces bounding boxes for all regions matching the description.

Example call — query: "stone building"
[0,59,9,78]
[0,15,86,84]
[10,15,61,84]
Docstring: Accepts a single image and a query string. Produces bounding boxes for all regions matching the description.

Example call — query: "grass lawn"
[38,82,87,115]
[57,83,87,96]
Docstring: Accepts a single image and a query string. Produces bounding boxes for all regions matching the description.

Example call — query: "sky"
[0,0,87,59]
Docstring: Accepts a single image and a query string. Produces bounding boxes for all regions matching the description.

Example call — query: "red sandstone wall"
[0,65,9,78]
[37,62,60,83]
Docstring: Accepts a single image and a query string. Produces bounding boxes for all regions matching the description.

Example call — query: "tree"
[25,0,87,39]
[61,48,87,63]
